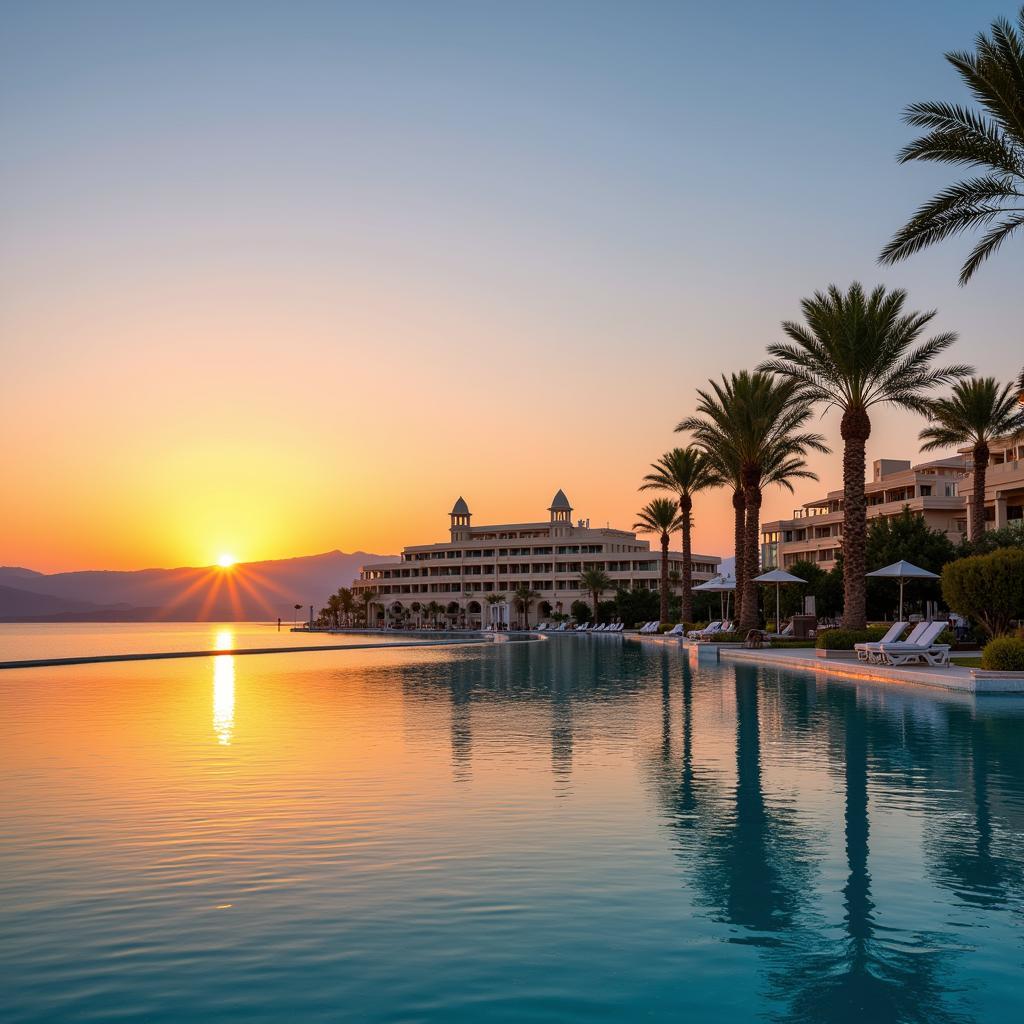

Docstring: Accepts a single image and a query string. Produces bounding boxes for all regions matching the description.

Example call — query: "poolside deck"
[637,635,1024,694]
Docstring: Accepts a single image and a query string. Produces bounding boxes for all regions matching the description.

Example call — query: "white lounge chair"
[535,622,548,632]
[641,621,659,634]
[611,622,624,632]
[854,621,908,661]
[575,622,589,632]
[862,621,929,662]
[875,621,949,666]
[594,623,607,632]
[664,623,685,637]
[687,620,721,640]
[555,622,568,632]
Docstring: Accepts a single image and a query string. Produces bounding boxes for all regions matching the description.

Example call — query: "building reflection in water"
[212,630,235,746]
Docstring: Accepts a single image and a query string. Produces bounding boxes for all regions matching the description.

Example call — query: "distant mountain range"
[0,551,392,622]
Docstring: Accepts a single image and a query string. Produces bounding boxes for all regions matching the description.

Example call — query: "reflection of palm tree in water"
[927,714,1024,910]
[774,689,967,1024]
[449,661,474,783]
[693,665,809,934]
[654,660,810,935]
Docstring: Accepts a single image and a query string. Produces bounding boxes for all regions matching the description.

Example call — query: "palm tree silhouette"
[761,284,969,627]
[634,498,684,624]
[920,376,1024,540]
[881,7,1024,284]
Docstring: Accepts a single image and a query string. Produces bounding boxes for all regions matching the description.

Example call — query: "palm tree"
[578,567,612,624]
[761,283,971,628]
[337,586,355,626]
[920,376,1024,540]
[688,444,747,623]
[485,592,504,629]
[425,600,442,628]
[513,586,540,629]
[360,588,377,627]
[634,498,684,624]
[641,447,722,624]
[1018,365,1024,405]
[880,7,1024,284]
[326,593,342,629]
[679,372,826,632]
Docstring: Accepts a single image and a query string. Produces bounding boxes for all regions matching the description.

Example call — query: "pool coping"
[0,633,549,671]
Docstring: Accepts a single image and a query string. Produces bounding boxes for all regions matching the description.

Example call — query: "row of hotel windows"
[403,544,629,562]
[788,482,959,520]
[362,559,718,581]
[364,560,661,580]
[364,579,667,596]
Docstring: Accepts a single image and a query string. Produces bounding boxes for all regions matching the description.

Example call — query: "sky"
[1,0,1021,573]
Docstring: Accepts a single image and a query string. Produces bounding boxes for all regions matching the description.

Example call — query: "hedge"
[942,547,1024,638]
[816,626,888,650]
[981,637,1024,672]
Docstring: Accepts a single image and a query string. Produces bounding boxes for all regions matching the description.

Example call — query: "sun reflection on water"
[212,630,235,745]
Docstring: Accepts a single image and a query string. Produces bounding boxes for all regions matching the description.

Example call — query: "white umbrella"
[865,560,940,620]
[694,575,736,620]
[753,568,807,631]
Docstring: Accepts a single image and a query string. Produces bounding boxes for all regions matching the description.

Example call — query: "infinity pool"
[2,636,1022,1022]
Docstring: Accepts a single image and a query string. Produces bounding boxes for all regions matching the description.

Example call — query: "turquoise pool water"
[2,635,1023,1022]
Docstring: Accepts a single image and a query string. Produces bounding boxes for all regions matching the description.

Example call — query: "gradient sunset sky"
[2,0,1020,573]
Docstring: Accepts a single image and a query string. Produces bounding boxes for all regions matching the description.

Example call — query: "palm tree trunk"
[971,442,989,543]
[591,590,600,622]
[732,487,745,624]
[660,531,670,623]
[680,494,694,624]
[841,407,871,630]
[740,478,761,632]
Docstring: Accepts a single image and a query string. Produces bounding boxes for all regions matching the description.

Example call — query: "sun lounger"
[611,622,624,632]
[642,621,661,634]
[686,620,721,640]
[875,621,949,666]
[575,622,589,631]
[554,622,568,632]
[535,623,548,632]
[594,623,607,632]
[854,621,909,661]
[665,624,685,637]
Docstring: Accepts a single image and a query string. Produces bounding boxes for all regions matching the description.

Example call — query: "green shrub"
[570,600,591,623]
[657,623,673,633]
[709,631,741,643]
[942,547,1024,637]
[816,626,888,650]
[770,639,817,649]
[981,637,1024,672]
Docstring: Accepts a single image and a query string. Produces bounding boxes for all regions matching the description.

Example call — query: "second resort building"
[352,490,721,628]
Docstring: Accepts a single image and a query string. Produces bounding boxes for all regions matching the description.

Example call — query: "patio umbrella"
[865,560,940,620]
[693,575,736,621]
[753,568,807,631]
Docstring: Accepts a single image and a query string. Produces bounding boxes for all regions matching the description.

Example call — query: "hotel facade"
[352,490,721,627]
[962,435,1024,537]
[761,457,970,572]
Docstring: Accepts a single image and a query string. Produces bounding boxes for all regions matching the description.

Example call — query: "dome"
[450,496,470,516]
[548,489,572,511]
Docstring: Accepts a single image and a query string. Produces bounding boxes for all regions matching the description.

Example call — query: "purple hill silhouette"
[0,551,391,622]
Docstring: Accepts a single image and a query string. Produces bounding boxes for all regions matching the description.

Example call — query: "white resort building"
[352,490,721,628]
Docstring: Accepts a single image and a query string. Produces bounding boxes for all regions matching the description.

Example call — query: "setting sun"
[216,553,236,568]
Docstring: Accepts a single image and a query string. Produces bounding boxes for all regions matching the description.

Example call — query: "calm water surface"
[2,635,1023,1022]
[0,623,429,662]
